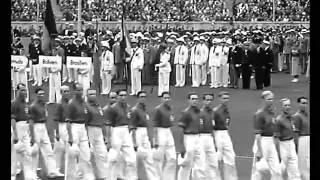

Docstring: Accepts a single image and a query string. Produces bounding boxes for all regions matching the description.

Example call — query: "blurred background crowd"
[11,0,310,22]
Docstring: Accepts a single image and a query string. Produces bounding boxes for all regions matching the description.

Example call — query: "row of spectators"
[11,0,310,22]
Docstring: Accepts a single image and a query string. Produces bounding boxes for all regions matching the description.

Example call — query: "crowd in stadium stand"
[11,0,310,22]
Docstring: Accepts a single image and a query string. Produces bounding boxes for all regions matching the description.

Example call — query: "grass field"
[13,72,309,180]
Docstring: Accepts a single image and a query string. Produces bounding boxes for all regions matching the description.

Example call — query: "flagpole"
[37,0,40,22]
[122,0,128,92]
[77,0,81,34]
[273,0,275,22]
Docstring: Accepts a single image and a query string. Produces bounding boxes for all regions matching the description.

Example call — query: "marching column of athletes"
[11,81,309,180]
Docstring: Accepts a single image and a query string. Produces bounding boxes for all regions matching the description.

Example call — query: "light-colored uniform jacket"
[174,45,189,65]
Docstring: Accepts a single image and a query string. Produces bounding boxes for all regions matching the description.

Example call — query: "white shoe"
[129,93,136,96]
[223,85,228,88]
[291,78,298,83]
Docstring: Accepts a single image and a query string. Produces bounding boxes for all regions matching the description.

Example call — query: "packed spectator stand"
[11,0,310,22]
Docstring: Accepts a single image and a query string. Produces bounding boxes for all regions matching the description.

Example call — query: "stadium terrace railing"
[11,21,309,31]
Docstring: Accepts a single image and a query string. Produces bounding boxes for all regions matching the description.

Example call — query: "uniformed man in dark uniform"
[85,88,108,180]
[53,85,71,174]
[104,89,137,180]
[151,91,176,180]
[251,91,282,179]
[241,41,253,89]
[29,87,64,178]
[213,91,238,180]
[130,90,158,179]
[65,83,95,180]
[199,93,220,179]
[11,83,36,180]
[253,40,265,90]
[228,39,243,88]
[177,92,206,180]
[261,40,273,88]
[274,98,301,180]
[292,97,309,180]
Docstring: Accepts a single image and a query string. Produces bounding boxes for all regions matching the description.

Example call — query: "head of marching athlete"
[73,83,84,102]
[81,51,87,57]
[187,92,200,108]
[19,48,25,56]
[261,91,274,110]
[280,98,291,115]
[60,85,71,102]
[218,91,230,106]
[87,88,98,104]
[161,91,172,106]
[108,91,117,105]
[116,89,128,104]
[16,83,27,101]
[51,47,58,56]
[203,93,214,109]
[136,90,147,105]
[35,87,45,104]
[297,96,308,113]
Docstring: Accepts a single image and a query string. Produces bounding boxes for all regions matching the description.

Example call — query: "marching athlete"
[293,97,309,180]
[29,87,64,178]
[252,91,282,180]
[152,91,176,180]
[213,91,238,180]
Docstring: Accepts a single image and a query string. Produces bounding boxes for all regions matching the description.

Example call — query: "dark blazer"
[228,45,243,65]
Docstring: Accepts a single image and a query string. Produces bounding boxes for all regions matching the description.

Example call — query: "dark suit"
[142,44,156,85]
[252,47,265,89]
[228,46,243,88]
[241,48,253,89]
[112,43,124,83]
[262,47,273,87]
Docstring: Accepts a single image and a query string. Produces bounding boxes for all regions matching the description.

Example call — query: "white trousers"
[101,72,112,95]
[298,136,309,180]
[279,139,301,180]
[214,130,238,180]
[278,53,283,71]
[210,66,221,87]
[158,72,170,96]
[43,67,49,80]
[131,69,141,95]
[177,134,206,180]
[305,57,310,78]
[49,72,62,103]
[32,64,42,86]
[106,126,137,180]
[78,73,90,98]
[175,64,185,87]
[65,123,95,180]
[53,122,68,171]
[12,121,35,180]
[135,127,158,180]
[32,123,59,175]
[87,126,107,179]
[252,137,282,180]
[154,128,176,180]
[220,64,229,87]
[191,65,201,87]
[199,134,221,180]
[201,64,207,85]
[62,64,68,82]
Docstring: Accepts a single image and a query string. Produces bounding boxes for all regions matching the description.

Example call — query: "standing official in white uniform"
[189,37,201,87]
[78,51,91,99]
[48,48,62,104]
[220,41,230,87]
[100,41,114,95]
[209,39,221,88]
[155,44,172,97]
[199,36,209,86]
[128,39,144,96]
[174,38,188,87]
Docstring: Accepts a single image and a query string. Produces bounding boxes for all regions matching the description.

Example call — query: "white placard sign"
[39,55,62,68]
[11,55,28,68]
[66,56,92,69]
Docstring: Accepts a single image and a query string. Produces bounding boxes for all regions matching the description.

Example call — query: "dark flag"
[42,0,58,54]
